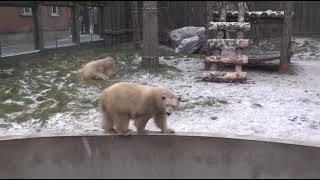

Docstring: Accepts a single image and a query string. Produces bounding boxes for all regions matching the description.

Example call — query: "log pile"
[203,1,249,83]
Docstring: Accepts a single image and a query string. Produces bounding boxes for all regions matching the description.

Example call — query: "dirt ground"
[0,37,319,143]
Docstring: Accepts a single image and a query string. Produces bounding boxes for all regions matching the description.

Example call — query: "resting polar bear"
[97,82,181,135]
[78,57,114,80]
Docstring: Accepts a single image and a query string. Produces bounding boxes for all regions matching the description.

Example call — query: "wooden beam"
[212,10,285,19]
[202,71,247,83]
[209,22,250,31]
[142,1,159,69]
[280,1,293,72]
[72,3,80,45]
[206,55,248,65]
[32,3,44,50]
[207,39,250,49]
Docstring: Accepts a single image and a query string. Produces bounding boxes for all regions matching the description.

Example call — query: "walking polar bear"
[78,57,114,80]
[97,82,181,135]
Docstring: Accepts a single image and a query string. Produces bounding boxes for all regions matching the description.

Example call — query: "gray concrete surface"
[0,132,319,178]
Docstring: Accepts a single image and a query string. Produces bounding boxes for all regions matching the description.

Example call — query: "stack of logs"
[202,2,250,83]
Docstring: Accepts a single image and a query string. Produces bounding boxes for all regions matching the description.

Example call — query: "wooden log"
[213,11,285,19]
[207,39,250,49]
[142,1,159,69]
[206,55,248,65]
[202,71,247,83]
[209,22,250,31]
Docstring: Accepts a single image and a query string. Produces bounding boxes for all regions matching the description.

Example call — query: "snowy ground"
[0,37,320,144]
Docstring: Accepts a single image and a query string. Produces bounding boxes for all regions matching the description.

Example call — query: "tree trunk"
[142,1,159,69]
[280,1,293,72]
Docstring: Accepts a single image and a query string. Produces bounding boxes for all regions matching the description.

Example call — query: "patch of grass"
[0,103,24,116]
[0,43,187,125]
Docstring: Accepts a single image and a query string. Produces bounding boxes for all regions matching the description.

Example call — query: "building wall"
[40,6,71,32]
[0,7,34,33]
[0,6,71,33]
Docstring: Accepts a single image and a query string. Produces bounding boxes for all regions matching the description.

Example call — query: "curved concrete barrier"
[0,132,319,178]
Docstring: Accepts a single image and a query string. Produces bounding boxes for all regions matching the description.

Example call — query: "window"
[50,6,59,16]
[21,7,32,16]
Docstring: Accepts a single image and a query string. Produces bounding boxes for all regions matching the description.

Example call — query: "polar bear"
[78,57,114,80]
[97,82,181,135]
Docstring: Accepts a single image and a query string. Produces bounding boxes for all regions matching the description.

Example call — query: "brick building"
[0,6,72,50]
[0,6,71,33]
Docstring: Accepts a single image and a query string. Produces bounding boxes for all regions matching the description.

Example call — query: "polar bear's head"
[161,91,181,116]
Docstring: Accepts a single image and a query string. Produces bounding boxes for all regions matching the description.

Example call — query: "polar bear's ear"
[161,95,166,100]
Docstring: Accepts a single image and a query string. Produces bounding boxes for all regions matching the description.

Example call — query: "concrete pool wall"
[0,132,319,178]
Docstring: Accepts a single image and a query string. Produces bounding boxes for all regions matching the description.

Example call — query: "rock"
[169,26,206,54]
[210,116,218,120]
[251,103,263,108]
[175,36,202,54]
[169,26,205,46]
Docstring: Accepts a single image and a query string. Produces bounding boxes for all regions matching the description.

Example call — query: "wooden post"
[280,1,293,72]
[132,1,140,50]
[111,1,117,46]
[288,1,294,63]
[213,1,226,70]
[104,2,113,47]
[72,3,81,45]
[235,2,245,73]
[142,1,159,69]
[97,6,104,39]
[205,1,215,70]
[32,3,44,50]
